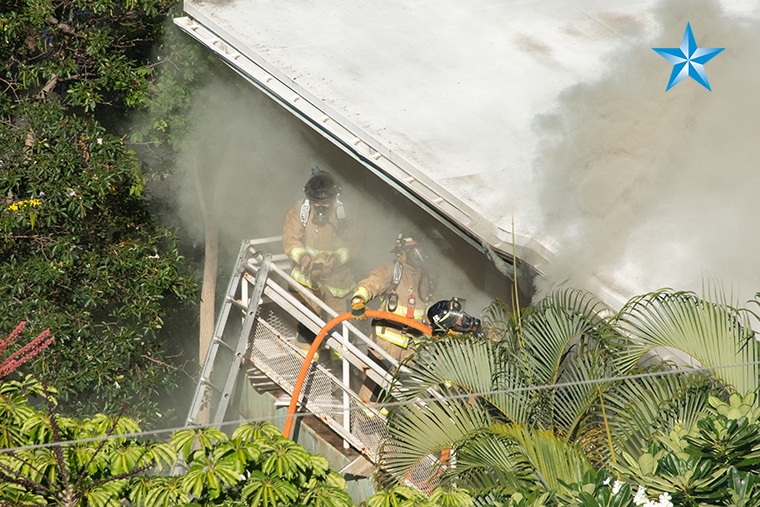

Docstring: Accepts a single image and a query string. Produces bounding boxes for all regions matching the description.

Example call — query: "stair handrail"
[283,310,431,439]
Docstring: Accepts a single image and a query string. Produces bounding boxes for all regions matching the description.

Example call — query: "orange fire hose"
[282,310,431,439]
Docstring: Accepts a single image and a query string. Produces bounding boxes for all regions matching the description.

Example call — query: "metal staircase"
[184,237,445,487]
[184,238,397,456]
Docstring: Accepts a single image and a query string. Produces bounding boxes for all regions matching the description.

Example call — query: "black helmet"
[392,231,418,252]
[393,231,425,267]
[304,171,340,203]
[427,298,483,337]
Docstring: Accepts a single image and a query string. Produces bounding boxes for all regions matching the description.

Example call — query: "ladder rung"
[201,378,223,394]
[183,249,273,439]
[214,337,235,352]
[227,297,247,311]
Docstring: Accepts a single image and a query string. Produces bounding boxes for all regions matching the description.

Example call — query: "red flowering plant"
[0,322,54,380]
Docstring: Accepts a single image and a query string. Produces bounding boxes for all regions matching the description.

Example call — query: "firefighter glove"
[322,253,338,273]
[351,296,367,320]
[309,262,324,281]
[310,252,334,278]
[299,253,313,274]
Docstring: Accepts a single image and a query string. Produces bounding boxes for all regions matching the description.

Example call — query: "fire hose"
[282,310,431,439]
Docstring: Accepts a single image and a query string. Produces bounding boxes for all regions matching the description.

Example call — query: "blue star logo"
[653,23,724,91]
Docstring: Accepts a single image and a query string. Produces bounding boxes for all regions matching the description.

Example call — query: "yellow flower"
[7,199,41,211]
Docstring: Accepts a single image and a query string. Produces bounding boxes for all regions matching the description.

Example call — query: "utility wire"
[1,357,758,455]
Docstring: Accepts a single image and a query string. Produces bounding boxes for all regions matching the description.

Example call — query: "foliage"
[379,285,760,504]
[0,376,176,507]
[0,0,175,110]
[615,392,760,507]
[0,0,208,426]
[363,484,475,507]
[395,394,760,507]
[550,395,760,507]
[381,289,623,499]
[556,470,637,507]
[0,377,357,506]
[170,421,355,507]
[127,6,210,175]
[0,375,50,449]
[1,97,196,421]
[613,288,760,396]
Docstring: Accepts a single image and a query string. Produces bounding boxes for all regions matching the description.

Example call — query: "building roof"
[177,0,760,308]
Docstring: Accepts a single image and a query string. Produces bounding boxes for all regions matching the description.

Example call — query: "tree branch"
[140,353,179,370]
[47,16,83,38]
[36,75,59,99]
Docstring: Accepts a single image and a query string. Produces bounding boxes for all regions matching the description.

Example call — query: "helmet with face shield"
[304,171,340,225]
[427,298,484,337]
[392,231,425,268]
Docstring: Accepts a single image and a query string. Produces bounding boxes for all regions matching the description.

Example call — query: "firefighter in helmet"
[283,168,356,353]
[426,298,485,338]
[351,230,433,405]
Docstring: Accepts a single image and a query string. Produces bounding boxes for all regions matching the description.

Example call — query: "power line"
[1,357,757,454]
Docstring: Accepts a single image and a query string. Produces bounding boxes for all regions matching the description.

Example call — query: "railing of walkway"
[240,238,411,460]
[236,238,448,489]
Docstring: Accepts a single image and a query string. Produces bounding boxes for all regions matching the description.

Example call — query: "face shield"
[393,233,425,268]
[311,200,333,225]
[406,246,425,268]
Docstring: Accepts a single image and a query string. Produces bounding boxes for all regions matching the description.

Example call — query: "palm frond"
[403,338,533,424]
[549,350,611,442]
[492,423,593,492]
[443,427,531,495]
[615,288,760,396]
[488,359,534,425]
[521,288,612,386]
[483,299,517,341]
[603,369,720,459]
[401,338,498,400]
[380,398,491,485]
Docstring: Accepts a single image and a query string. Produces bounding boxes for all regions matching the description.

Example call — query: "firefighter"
[283,168,356,355]
[426,298,486,338]
[351,230,433,405]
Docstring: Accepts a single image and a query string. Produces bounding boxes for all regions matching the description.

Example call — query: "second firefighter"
[351,231,433,404]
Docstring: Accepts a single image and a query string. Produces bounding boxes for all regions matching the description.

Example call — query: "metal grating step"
[246,365,281,392]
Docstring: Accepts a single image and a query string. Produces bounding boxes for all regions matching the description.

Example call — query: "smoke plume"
[170,67,511,319]
[532,0,760,307]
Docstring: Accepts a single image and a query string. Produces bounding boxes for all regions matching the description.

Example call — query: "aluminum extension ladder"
[184,242,272,429]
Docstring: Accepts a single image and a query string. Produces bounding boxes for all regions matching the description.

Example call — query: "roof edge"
[174,13,557,281]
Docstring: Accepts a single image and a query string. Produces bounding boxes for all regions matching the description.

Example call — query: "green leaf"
[241,471,299,507]
[232,420,282,442]
[171,427,228,459]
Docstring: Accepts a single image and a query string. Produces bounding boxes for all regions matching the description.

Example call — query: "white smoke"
[171,68,511,319]
[532,0,760,307]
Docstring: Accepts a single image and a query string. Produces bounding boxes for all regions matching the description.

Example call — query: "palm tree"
[603,287,760,460]
[379,286,756,502]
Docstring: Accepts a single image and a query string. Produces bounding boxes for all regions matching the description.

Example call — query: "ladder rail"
[185,241,252,427]
[212,254,272,424]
